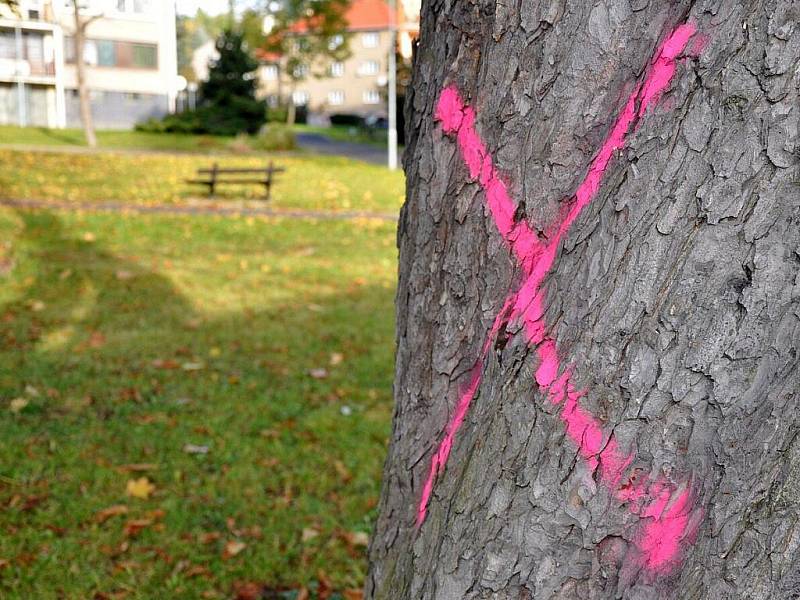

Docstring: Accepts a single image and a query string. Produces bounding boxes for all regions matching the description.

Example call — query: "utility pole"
[387,0,398,171]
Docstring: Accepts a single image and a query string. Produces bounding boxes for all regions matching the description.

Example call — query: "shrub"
[227,133,253,154]
[223,127,296,154]
[251,125,296,151]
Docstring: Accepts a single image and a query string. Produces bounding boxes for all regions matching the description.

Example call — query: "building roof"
[290,0,395,34]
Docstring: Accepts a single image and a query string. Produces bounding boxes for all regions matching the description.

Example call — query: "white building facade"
[0,0,178,129]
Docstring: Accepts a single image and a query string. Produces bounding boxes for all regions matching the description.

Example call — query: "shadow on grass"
[0,209,394,597]
[34,127,81,146]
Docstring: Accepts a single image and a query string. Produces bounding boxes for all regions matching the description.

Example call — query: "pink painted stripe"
[423,21,703,575]
[436,87,543,276]
[416,296,514,525]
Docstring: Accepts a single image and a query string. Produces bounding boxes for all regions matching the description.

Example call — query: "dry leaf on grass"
[301,527,319,542]
[222,540,246,559]
[184,564,211,578]
[199,531,221,545]
[95,505,129,524]
[308,368,328,379]
[232,581,261,600]
[123,519,152,538]
[9,398,29,413]
[125,477,155,500]
[345,531,370,547]
[317,570,333,600]
[116,463,157,473]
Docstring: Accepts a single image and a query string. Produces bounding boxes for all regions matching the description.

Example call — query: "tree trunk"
[73,1,97,148]
[368,1,799,599]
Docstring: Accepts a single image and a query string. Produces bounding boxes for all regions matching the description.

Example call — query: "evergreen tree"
[199,29,266,135]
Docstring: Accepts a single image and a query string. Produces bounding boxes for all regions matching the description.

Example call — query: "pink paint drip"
[419,22,705,576]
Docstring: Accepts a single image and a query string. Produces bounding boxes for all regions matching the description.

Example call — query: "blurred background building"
[0,0,178,129]
[253,0,419,122]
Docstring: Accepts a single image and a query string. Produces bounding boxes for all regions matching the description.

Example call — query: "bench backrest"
[198,162,286,176]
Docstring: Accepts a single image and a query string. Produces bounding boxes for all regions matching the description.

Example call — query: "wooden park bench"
[186,162,285,201]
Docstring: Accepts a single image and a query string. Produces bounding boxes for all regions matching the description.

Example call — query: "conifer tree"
[199,29,266,135]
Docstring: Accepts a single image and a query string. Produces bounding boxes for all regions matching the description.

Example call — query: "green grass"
[0,149,404,213]
[0,126,233,153]
[0,207,396,598]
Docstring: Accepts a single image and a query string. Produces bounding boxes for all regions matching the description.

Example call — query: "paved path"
[295,132,391,165]
[1,136,399,166]
[0,197,399,222]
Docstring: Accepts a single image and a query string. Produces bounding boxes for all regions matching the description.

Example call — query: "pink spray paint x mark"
[419,22,704,576]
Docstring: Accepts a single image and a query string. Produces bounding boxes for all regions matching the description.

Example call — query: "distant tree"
[71,0,100,147]
[176,14,208,83]
[262,0,351,124]
[239,7,268,52]
[199,29,266,135]
[195,8,231,41]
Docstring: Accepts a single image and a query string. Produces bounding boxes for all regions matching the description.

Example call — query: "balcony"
[0,58,56,81]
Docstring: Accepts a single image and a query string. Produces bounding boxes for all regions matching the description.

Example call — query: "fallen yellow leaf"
[126,477,155,500]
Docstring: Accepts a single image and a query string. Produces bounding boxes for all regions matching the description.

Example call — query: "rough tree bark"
[368,1,799,599]
[72,0,97,148]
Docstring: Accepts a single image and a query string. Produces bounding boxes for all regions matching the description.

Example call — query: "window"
[0,32,15,60]
[82,40,98,66]
[262,64,278,80]
[114,0,152,13]
[267,94,279,108]
[358,60,380,76]
[97,40,116,67]
[65,38,158,70]
[292,64,308,78]
[328,34,344,51]
[363,90,381,105]
[132,43,157,68]
[361,32,379,48]
[327,90,345,106]
[132,0,151,13]
[292,90,309,105]
[329,61,344,77]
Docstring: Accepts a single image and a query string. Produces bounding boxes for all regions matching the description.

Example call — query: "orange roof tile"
[289,0,396,34]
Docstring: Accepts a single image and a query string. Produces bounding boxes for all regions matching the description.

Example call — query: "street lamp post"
[387,0,398,170]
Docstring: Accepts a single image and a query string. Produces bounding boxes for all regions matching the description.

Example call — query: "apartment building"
[0,0,178,129]
[257,0,420,120]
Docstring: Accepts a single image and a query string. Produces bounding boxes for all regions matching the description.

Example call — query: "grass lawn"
[0,149,404,214]
[0,126,233,153]
[0,207,397,598]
